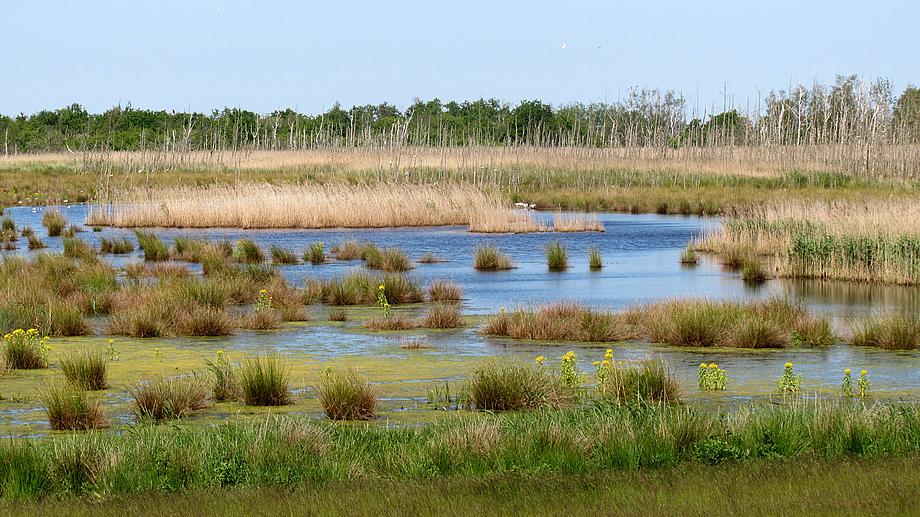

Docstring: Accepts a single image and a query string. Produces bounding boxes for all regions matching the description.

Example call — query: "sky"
[1,0,918,118]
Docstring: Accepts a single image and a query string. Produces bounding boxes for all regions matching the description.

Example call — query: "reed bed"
[87,183,530,231]
[699,198,920,284]
[552,213,604,232]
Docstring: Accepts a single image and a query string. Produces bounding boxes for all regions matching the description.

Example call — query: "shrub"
[423,303,463,329]
[595,356,680,403]
[469,361,564,410]
[129,375,210,420]
[426,279,463,302]
[315,367,378,420]
[588,246,603,269]
[42,383,108,431]
[473,243,514,270]
[60,349,108,390]
[240,354,293,406]
[134,231,170,261]
[305,242,325,264]
[3,328,49,369]
[270,244,299,264]
[234,239,264,264]
[42,210,67,237]
[544,240,569,270]
[205,351,241,402]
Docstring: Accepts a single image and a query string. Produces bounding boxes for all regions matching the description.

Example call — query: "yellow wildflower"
[861,370,867,375]
[593,361,600,366]
[785,362,793,368]
[378,285,385,290]
[845,369,851,374]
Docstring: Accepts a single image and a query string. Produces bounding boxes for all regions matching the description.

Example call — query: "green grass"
[269,244,299,264]
[364,247,412,272]
[596,357,680,403]
[742,258,768,283]
[304,241,325,264]
[98,236,134,254]
[426,279,463,302]
[850,313,920,349]
[544,240,569,270]
[240,354,293,406]
[234,239,264,264]
[331,239,363,260]
[134,231,170,261]
[423,303,463,328]
[315,367,378,420]
[62,237,95,259]
[205,352,241,402]
[679,243,698,264]
[25,234,46,250]
[40,383,108,431]
[473,243,514,270]
[59,349,108,390]
[6,458,920,516]
[588,245,603,269]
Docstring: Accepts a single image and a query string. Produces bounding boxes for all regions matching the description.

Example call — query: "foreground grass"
[3,401,920,502]
[5,456,919,516]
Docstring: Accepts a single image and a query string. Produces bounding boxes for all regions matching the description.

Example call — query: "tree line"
[2,75,919,155]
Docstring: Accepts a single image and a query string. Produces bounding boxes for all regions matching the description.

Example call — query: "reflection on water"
[0,205,917,434]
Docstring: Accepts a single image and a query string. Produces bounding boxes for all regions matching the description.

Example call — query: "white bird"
[66,144,75,154]
[561,44,568,49]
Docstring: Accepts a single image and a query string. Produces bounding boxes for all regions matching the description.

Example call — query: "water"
[1,205,919,434]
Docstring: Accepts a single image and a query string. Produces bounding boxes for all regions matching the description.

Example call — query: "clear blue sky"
[2,0,917,117]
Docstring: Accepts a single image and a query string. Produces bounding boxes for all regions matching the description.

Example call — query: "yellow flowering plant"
[776,362,802,394]
[842,369,853,397]
[857,370,871,397]
[698,363,726,390]
[3,328,49,369]
[107,338,119,361]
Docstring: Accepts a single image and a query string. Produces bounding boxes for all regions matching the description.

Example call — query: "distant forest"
[2,75,919,154]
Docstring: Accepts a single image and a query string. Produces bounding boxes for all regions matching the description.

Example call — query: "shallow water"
[1,205,919,436]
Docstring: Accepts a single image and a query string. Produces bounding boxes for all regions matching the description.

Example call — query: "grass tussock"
[243,309,282,330]
[234,239,264,264]
[41,210,66,237]
[62,237,95,259]
[362,314,417,331]
[418,251,445,263]
[59,349,108,390]
[134,231,170,261]
[469,361,566,410]
[365,247,412,272]
[552,213,604,232]
[129,375,210,421]
[544,240,569,270]
[26,234,47,250]
[330,239,362,260]
[481,302,634,343]
[327,307,347,321]
[317,271,423,306]
[269,244,299,264]
[99,236,134,254]
[850,313,920,350]
[423,303,464,329]
[304,241,325,264]
[315,367,378,420]
[588,246,603,269]
[205,352,241,402]
[240,354,293,406]
[41,383,108,431]
[680,243,698,264]
[426,279,463,302]
[596,356,680,404]
[473,243,514,270]
[176,307,237,336]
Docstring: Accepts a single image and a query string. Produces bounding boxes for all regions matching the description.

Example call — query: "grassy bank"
[5,456,919,516]
[1,401,920,503]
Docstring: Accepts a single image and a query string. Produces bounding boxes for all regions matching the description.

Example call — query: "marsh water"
[2,205,919,436]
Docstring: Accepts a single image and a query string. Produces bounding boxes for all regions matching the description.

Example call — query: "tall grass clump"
[26,233,47,250]
[742,258,769,283]
[588,246,603,269]
[331,239,363,260]
[129,375,210,420]
[41,383,108,430]
[315,367,378,420]
[850,313,920,350]
[364,247,412,272]
[469,361,564,410]
[481,302,634,342]
[134,231,170,261]
[544,240,569,270]
[240,354,293,406]
[3,328,49,369]
[680,243,698,264]
[177,307,237,336]
[234,239,264,264]
[59,349,108,390]
[99,236,134,254]
[473,243,514,270]
[305,241,325,264]
[205,351,241,402]
[269,244,299,264]
[426,279,464,302]
[42,210,66,237]
[423,303,464,328]
[62,237,95,259]
[595,355,680,403]
[362,314,417,330]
